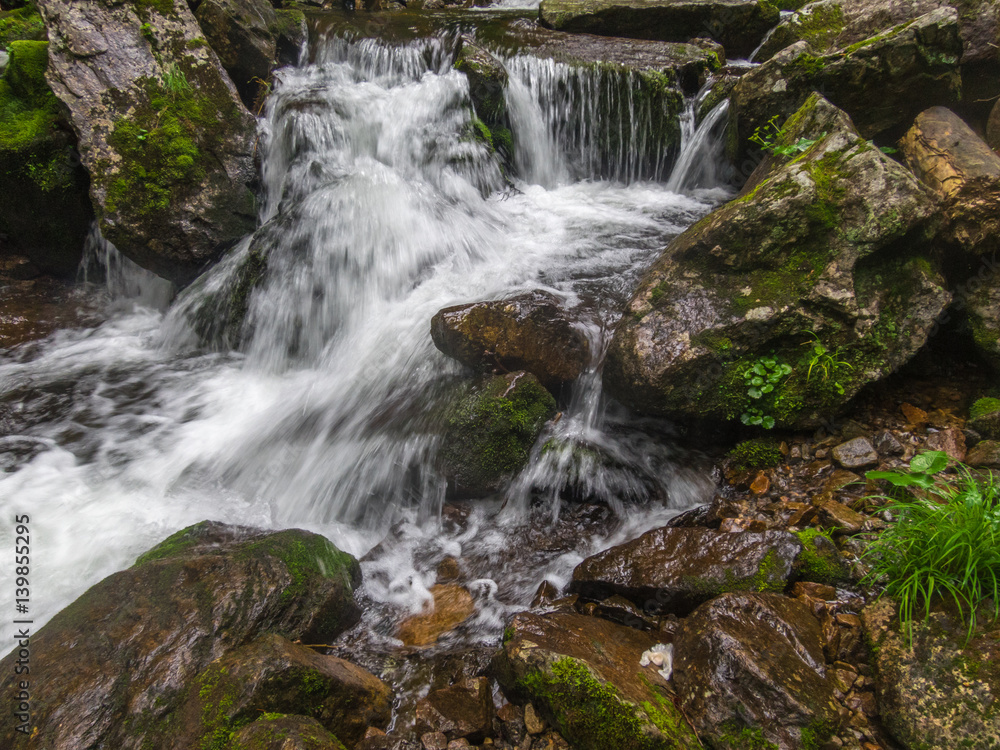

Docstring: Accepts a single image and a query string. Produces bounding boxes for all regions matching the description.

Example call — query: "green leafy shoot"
[749,115,823,157]
[740,354,791,430]
[863,453,1000,644]
[802,331,853,394]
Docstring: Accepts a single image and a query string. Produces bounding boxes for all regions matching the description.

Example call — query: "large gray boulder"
[538,0,780,59]
[605,94,951,429]
[729,8,963,163]
[0,521,362,750]
[38,0,258,284]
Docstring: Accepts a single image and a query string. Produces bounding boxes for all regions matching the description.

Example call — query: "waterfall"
[666,96,731,193]
[1,28,731,644]
[504,55,681,185]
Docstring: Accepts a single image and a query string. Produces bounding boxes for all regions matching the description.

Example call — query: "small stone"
[901,402,928,426]
[925,427,967,461]
[790,581,837,601]
[750,471,770,494]
[447,740,471,750]
[831,438,878,470]
[531,580,560,608]
[813,498,867,534]
[839,420,869,441]
[397,584,475,646]
[437,556,462,583]
[836,613,862,628]
[815,448,829,460]
[873,430,904,456]
[365,727,388,739]
[524,703,546,735]
[422,732,449,750]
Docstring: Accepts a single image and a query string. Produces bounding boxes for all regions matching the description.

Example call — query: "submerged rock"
[431,290,590,389]
[673,592,841,749]
[569,526,802,614]
[167,633,391,748]
[0,521,362,749]
[414,677,494,743]
[439,371,557,496]
[494,610,700,750]
[38,0,258,284]
[538,0,780,59]
[730,9,963,163]
[605,94,951,429]
[396,584,476,647]
[863,598,1000,750]
[0,39,92,275]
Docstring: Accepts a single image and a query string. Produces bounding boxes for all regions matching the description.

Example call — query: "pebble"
[831,438,878,470]
[524,703,546,735]
[872,430,904,456]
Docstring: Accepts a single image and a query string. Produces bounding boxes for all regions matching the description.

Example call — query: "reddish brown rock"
[397,584,475,647]
[414,677,493,743]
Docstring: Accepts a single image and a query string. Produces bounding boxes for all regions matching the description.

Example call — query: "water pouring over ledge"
[0,24,733,645]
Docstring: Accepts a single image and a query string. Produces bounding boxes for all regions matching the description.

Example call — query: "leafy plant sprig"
[802,331,853,395]
[740,354,791,430]
[749,115,823,157]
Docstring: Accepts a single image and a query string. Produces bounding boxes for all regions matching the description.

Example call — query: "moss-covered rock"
[538,0,780,59]
[793,528,850,585]
[674,592,841,749]
[166,633,390,749]
[493,610,700,750]
[569,526,803,614]
[455,36,512,168]
[605,94,951,429]
[863,598,1000,750]
[729,438,783,471]
[439,371,557,497]
[0,1,45,47]
[38,0,258,284]
[729,8,963,165]
[0,38,92,275]
[970,397,1000,439]
[230,714,348,750]
[194,0,279,108]
[0,521,362,749]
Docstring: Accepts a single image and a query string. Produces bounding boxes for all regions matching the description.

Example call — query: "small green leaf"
[761,384,774,394]
[910,451,949,475]
[762,416,775,429]
[748,387,763,399]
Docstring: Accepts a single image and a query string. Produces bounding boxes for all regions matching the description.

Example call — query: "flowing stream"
[0,23,732,648]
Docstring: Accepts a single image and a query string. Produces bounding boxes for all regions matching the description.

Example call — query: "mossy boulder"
[165,633,390,748]
[863,598,1000,750]
[439,371,557,497]
[728,438,783,471]
[752,0,1000,66]
[194,0,279,107]
[729,8,963,165]
[38,0,258,284]
[230,715,348,750]
[970,397,1000,438]
[0,521,362,749]
[538,0,780,59]
[569,526,803,614]
[431,290,591,389]
[0,39,92,275]
[0,1,45,47]
[605,94,951,429]
[493,610,700,750]
[455,36,512,168]
[674,592,841,749]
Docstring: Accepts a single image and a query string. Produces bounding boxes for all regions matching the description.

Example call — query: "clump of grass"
[864,452,1000,643]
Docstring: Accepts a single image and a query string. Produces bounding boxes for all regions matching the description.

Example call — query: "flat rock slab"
[0,521,362,750]
[494,610,700,749]
[831,437,878,469]
[674,592,841,749]
[539,0,779,58]
[569,526,802,614]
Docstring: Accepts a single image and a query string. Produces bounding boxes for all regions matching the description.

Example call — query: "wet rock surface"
[431,291,591,388]
[606,93,950,429]
[673,592,841,750]
[863,598,1000,750]
[538,0,780,58]
[570,526,802,614]
[0,521,362,750]
[38,0,257,284]
[494,610,700,750]
[230,715,350,750]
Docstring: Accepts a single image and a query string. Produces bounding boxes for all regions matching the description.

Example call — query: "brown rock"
[524,703,546,735]
[925,427,967,461]
[398,584,475,646]
[791,581,838,601]
[674,592,841,749]
[415,677,493,743]
[901,402,929,425]
[966,439,1000,467]
[437,556,462,583]
[831,438,879,470]
[431,291,590,388]
[813,497,868,534]
[230,715,349,749]
[569,526,803,615]
[750,470,771,494]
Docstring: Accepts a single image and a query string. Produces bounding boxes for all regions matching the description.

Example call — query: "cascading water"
[0,25,732,651]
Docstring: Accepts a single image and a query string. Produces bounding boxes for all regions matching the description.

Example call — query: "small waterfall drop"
[666,96,731,193]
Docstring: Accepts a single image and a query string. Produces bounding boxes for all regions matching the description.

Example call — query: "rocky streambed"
[4,0,1000,749]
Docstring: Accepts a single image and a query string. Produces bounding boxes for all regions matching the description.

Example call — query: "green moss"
[518,657,696,750]
[792,3,845,50]
[715,721,779,750]
[240,533,358,602]
[0,2,44,47]
[729,439,783,471]
[105,64,243,220]
[134,0,176,19]
[970,398,1000,421]
[441,373,556,492]
[794,529,849,585]
[786,52,827,77]
[802,151,849,231]
[133,522,211,566]
[842,19,916,55]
